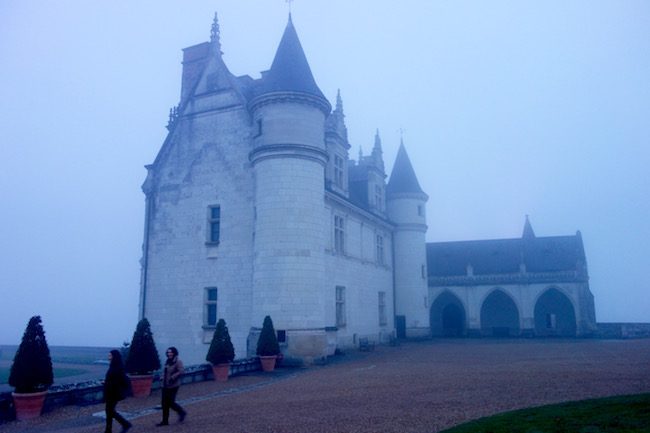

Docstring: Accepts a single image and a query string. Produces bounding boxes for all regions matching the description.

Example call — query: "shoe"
[179,411,186,423]
[156,421,169,427]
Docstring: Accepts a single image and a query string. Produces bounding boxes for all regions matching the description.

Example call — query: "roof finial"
[286,0,294,16]
[210,12,222,53]
[358,146,364,161]
[336,89,344,114]
[399,127,405,146]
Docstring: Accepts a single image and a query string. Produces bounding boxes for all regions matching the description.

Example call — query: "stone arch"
[534,287,577,337]
[480,289,520,337]
[430,291,466,337]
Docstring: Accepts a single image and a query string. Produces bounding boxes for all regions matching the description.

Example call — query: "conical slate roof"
[257,15,326,100]
[387,143,424,194]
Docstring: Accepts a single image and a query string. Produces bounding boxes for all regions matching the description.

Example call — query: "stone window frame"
[334,154,344,189]
[374,184,383,211]
[375,233,385,265]
[335,285,346,328]
[334,214,345,255]
[207,205,221,245]
[204,287,218,328]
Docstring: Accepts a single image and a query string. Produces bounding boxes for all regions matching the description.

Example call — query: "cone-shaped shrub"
[206,319,235,365]
[125,318,161,375]
[256,315,280,356]
[9,316,53,393]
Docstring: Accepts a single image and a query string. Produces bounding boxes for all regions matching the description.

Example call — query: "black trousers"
[105,399,130,433]
[161,387,185,423]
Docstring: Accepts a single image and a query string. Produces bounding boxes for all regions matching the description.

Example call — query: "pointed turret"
[386,141,425,195]
[386,140,429,339]
[254,15,329,110]
[522,215,535,240]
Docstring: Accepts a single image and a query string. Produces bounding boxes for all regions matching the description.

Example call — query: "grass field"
[441,393,650,433]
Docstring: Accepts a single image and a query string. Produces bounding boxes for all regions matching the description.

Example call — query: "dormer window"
[334,155,344,188]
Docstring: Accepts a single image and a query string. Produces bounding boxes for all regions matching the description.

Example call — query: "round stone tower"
[248,16,332,362]
[386,141,430,338]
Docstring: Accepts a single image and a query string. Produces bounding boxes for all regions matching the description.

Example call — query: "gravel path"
[3,339,650,433]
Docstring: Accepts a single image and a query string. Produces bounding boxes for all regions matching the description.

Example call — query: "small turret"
[386,141,429,338]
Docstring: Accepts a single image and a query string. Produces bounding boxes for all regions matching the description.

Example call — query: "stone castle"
[138,14,596,364]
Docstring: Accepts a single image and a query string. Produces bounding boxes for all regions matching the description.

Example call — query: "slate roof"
[386,143,425,195]
[427,233,586,277]
[254,15,327,100]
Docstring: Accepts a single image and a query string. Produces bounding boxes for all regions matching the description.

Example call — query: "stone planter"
[259,355,277,372]
[128,374,153,398]
[12,390,47,421]
[211,363,230,382]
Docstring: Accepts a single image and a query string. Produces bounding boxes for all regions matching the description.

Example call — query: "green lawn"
[441,394,650,433]
[0,367,88,385]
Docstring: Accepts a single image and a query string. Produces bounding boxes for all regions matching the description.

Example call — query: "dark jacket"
[104,365,129,402]
[163,357,184,389]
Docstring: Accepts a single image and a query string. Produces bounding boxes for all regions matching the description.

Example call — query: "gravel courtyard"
[5,339,650,433]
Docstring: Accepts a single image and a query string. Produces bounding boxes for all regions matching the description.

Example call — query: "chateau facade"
[139,14,596,365]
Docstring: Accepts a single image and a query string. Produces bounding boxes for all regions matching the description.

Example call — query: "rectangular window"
[334,215,345,254]
[204,287,218,327]
[417,205,423,216]
[336,286,346,327]
[376,234,384,265]
[208,205,221,243]
[334,155,344,188]
[375,185,383,210]
[378,291,387,326]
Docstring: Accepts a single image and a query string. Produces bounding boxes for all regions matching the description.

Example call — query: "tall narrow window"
[376,234,384,265]
[375,185,383,211]
[334,155,344,188]
[546,313,557,329]
[336,286,346,327]
[378,291,387,326]
[208,205,221,243]
[334,215,345,254]
[204,287,218,327]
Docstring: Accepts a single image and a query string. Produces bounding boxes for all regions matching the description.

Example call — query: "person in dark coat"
[157,346,187,426]
[104,349,132,433]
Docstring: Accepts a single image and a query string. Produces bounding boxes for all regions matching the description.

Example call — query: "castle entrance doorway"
[534,288,577,336]
[430,292,466,337]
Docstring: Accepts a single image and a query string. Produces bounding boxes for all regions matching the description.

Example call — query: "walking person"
[104,349,132,433]
[157,346,187,426]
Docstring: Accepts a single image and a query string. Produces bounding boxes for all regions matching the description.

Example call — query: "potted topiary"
[256,315,280,372]
[206,318,235,382]
[9,316,54,420]
[124,318,160,397]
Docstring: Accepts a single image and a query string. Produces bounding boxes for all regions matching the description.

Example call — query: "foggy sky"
[0,1,648,347]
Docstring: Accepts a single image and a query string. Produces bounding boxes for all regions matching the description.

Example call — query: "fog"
[0,1,648,347]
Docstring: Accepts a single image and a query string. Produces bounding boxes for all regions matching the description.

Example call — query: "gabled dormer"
[347,130,387,215]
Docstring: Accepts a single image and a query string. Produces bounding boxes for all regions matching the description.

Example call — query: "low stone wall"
[0,358,261,424]
[596,322,650,339]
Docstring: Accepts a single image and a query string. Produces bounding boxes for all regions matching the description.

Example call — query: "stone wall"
[596,322,650,339]
[0,359,260,424]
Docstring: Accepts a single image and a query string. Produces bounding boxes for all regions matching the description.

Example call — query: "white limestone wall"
[387,195,429,336]
[251,156,327,329]
[324,199,394,347]
[249,99,329,359]
[142,106,255,365]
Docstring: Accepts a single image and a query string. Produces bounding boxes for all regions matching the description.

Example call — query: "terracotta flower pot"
[128,374,153,398]
[211,363,230,382]
[259,355,277,372]
[12,390,47,421]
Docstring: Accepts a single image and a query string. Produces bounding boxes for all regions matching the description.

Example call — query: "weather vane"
[286,0,294,13]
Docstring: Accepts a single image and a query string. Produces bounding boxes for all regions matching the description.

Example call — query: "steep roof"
[256,15,326,100]
[427,234,586,277]
[386,142,425,195]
